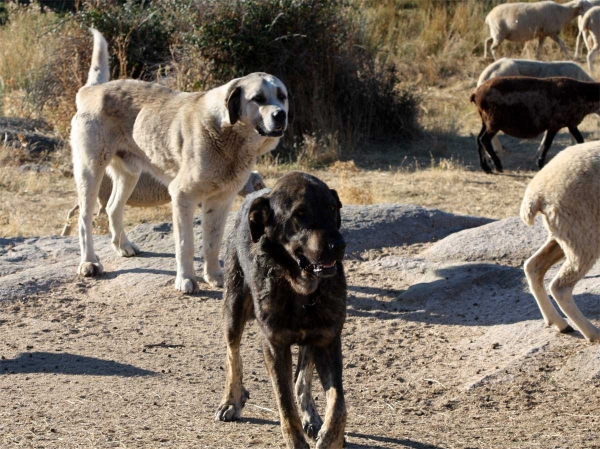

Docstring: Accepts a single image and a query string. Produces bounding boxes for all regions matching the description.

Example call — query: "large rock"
[423,216,548,266]
[341,204,493,253]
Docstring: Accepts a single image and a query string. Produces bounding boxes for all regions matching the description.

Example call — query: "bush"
[1,0,420,158]
[77,0,420,151]
[190,0,420,148]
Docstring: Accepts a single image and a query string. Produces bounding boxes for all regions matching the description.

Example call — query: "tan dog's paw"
[175,275,200,294]
[113,241,140,258]
[78,261,104,277]
[204,268,224,288]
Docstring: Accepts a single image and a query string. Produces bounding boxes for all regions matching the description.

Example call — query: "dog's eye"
[278,93,287,102]
[294,209,306,219]
[252,94,266,104]
[331,206,336,213]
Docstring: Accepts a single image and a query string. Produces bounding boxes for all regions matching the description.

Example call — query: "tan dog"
[71,29,288,293]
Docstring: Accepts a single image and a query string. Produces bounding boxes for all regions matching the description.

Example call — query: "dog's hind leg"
[263,340,310,449]
[72,120,111,277]
[215,251,253,422]
[313,336,347,449]
[105,160,141,257]
[201,193,236,288]
[294,347,323,441]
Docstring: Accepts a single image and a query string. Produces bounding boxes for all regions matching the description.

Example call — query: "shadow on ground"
[347,262,600,327]
[0,352,156,376]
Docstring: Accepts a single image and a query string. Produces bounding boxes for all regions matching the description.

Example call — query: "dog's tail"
[86,28,110,86]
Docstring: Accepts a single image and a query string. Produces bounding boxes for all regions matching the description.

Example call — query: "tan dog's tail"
[86,28,109,86]
[520,189,542,226]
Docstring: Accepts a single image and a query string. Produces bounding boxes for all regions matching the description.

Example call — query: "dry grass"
[0,1,598,238]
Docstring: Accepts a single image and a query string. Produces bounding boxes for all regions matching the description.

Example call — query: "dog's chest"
[255,283,346,346]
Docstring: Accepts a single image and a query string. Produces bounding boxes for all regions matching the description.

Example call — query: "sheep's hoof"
[481,166,493,175]
[559,325,575,334]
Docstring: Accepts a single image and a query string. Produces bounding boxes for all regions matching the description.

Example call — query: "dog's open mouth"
[256,123,285,138]
[297,254,338,278]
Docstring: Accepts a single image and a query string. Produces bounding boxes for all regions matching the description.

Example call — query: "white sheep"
[521,140,600,342]
[61,171,266,236]
[580,6,600,74]
[484,0,592,60]
[574,0,600,57]
[477,58,595,158]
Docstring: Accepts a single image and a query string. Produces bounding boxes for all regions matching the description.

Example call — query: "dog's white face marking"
[231,74,289,137]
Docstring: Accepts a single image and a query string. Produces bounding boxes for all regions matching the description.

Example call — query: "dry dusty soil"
[1,204,599,449]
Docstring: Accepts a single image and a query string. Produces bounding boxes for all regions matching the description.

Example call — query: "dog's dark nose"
[272,110,286,124]
[329,240,346,252]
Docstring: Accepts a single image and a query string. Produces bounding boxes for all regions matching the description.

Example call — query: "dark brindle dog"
[215,171,347,449]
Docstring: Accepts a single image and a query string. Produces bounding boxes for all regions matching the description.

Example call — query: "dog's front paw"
[113,241,140,258]
[215,401,242,422]
[78,261,104,277]
[215,387,249,422]
[175,275,200,294]
[316,429,345,449]
[204,267,224,288]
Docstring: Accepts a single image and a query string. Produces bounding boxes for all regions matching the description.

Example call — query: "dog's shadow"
[236,418,445,448]
[0,352,156,377]
[347,432,446,449]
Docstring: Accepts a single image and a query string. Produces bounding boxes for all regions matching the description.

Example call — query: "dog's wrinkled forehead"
[240,73,287,102]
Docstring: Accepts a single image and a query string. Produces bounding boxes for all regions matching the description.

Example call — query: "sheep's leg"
[587,34,598,74]
[476,124,492,174]
[575,27,583,58]
[583,29,593,55]
[481,130,503,173]
[491,135,504,159]
[524,238,573,334]
[568,126,584,144]
[535,129,558,170]
[489,38,501,60]
[484,37,493,59]
[536,37,545,60]
[60,204,80,237]
[549,34,572,60]
[550,248,600,343]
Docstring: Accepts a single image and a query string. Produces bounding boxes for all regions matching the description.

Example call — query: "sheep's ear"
[226,85,242,125]
[248,196,271,243]
[330,189,342,229]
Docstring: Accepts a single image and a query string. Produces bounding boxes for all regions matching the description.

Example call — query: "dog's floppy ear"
[226,85,242,125]
[248,196,271,243]
[330,189,342,229]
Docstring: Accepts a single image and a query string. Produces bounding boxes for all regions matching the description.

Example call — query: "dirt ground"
[1,83,600,449]
[1,205,600,449]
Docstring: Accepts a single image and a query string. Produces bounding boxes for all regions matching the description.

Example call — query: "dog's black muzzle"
[297,235,346,279]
